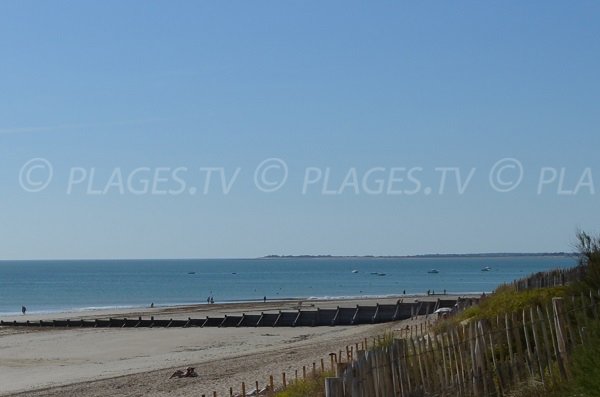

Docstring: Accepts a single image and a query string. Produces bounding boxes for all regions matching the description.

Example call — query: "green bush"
[274,371,333,397]
[576,230,600,290]
[456,285,568,322]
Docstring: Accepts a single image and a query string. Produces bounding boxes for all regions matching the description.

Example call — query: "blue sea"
[0,256,577,316]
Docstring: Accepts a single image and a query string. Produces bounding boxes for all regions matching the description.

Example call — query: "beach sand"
[0,295,464,396]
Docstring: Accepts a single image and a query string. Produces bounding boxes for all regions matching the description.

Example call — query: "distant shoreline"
[0,252,578,262]
[261,252,578,259]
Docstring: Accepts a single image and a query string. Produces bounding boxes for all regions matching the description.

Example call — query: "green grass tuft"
[274,371,333,397]
[373,330,395,349]
[458,285,568,321]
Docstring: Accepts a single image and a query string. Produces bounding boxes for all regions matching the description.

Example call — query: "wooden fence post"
[330,353,336,372]
[336,362,347,378]
[468,321,481,397]
[528,307,545,386]
[553,297,569,379]
[325,377,344,397]
[522,309,535,378]
[450,330,462,393]
[537,305,555,379]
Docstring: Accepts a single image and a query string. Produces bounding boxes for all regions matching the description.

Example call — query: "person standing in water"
[21,306,26,315]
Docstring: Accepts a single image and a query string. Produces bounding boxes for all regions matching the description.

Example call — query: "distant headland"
[261,252,577,259]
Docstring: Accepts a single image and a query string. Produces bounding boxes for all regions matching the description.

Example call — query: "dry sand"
[0,296,462,396]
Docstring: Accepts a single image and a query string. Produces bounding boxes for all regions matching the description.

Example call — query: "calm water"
[0,256,577,316]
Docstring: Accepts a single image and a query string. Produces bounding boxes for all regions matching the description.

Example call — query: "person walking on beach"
[21,306,26,315]
[263,296,267,303]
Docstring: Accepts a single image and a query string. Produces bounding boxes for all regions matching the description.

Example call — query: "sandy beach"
[0,295,462,396]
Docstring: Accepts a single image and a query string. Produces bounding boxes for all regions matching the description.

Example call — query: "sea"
[0,256,577,316]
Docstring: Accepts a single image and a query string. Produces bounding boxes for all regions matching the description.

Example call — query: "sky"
[1,1,599,259]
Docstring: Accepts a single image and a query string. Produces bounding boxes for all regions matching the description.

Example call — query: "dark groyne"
[0,298,473,329]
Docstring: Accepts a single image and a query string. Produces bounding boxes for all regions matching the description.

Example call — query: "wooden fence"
[324,290,600,397]
[221,312,447,397]
[222,335,376,397]
[220,300,480,396]
[507,263,585,292]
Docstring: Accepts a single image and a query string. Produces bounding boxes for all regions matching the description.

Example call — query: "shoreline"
[0,293,477,321]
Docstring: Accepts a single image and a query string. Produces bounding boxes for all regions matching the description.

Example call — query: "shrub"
[576,230,600,290]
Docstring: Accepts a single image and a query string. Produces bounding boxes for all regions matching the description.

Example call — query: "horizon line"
[0,251,578,262]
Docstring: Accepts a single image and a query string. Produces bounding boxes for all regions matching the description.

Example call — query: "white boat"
[352,270,359,273]
[481,266,492,272]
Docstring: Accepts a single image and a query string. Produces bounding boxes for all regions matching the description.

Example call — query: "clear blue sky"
[1,1,599,259]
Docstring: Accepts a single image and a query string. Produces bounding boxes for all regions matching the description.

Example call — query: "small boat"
[377,273,386,276]
[352,270,359,273]
[481,266,492,272]
[427,269,439,274]
[187,272,196,274]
